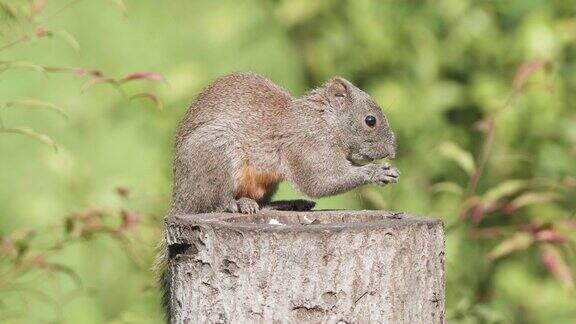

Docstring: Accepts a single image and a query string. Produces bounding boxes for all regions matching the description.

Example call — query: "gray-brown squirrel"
[170,72,398,215]
[159,72,399,321]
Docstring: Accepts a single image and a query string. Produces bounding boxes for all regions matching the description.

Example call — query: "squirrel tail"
[153,237,171,323]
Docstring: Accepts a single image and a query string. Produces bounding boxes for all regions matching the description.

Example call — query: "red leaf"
[40,66,102,77]
[0,236,17,258]
[534,229,569,243]
[129,92,163,110]
[540,244,575,291]
[120,72,166,84]
[470,201,502,223]
[118,210,139,233]
[81,76,118,93]
[31,0,47,16]
[566,220,576,229]
[487,232,533,261]
[73,68,103,77]
[475,117,494,135]
[459,197,481,221]
[27,254,47,267]
[35,27,46,38]
[513,59,548,92]
[471,203,486,223]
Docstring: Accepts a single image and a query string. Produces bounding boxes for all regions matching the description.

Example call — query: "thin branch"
[0,0,84,52]
[0,35,29,52]
[43,0,84,22]
[464,91,518,198]
[465,117,495,197]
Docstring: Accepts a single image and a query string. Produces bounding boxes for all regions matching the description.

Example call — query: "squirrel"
[170,72,398,215]
[158,72,399,322]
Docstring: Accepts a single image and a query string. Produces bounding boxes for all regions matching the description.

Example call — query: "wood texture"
[166,210,445,323]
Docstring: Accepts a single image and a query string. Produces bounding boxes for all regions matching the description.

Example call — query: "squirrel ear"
[327,77,350,108]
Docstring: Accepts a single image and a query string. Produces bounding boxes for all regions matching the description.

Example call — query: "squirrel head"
[321,77,396,164]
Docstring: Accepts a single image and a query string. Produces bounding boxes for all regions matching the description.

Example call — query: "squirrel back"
[171,72,295,214]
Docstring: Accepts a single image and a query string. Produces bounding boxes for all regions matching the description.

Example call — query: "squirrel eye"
[365,115,377,127]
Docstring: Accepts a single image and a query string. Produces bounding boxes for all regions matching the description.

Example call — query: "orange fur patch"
[235,160,281,200]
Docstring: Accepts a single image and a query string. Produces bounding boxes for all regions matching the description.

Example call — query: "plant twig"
[0,35,29,52]
[464,91,518,198]
[43,0,84,22]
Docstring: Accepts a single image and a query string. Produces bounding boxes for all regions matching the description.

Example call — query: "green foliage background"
[0,0,575,323]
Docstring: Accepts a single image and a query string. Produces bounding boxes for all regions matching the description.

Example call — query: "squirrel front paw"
[363,163,400,185]
[235,197,260,214]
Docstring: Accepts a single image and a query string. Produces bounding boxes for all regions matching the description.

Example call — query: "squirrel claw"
[236,197,260,214]
[376,176,398,185]
[367,164,400,185]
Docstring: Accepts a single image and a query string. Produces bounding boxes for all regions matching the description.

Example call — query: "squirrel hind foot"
[235,197,260,214]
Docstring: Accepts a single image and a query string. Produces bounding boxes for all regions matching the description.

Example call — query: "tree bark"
[166,210,444,323]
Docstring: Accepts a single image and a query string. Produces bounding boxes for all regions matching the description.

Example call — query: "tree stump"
[165,210,444,323]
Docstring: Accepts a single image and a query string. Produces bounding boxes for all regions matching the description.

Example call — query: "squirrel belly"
[236,159,282,201]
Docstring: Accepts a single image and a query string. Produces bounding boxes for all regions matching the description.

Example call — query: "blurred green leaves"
[540,243,575,292]
[3,99,68,119]
[0,0,166,151]
[0,99,67,152]
[39,28,81,52]
[487,232,533,261]
[0,60,46,73]
[0,0,575,323]
[440,141,476,176]
[0,126,58,152]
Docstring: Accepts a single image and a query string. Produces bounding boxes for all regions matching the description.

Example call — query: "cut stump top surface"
[166,210,442,234]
